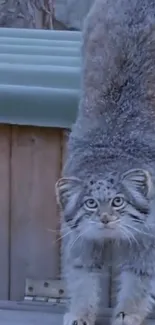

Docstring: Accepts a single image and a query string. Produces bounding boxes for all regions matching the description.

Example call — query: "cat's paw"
[64,313,93,325]
[112,312,142,325]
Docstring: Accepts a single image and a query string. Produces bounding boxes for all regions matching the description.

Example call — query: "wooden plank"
[0,309,63,325]
[0,302,155,319]
[61,129,69,168]
[0,125,10,299]
[10,126,62,300]
[0,308,154,325]
[0,303,154,325]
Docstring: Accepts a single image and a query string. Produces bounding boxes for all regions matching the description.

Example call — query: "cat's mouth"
[98,223,120,237]
[81,220,121,241]
[97,221,119,230]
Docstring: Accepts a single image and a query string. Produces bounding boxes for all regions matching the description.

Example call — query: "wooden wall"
[0,125,63,301]
[0,125,112,309]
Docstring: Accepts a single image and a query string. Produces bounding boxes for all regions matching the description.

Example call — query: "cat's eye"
[111,195,125,209]
[84,198,98,210]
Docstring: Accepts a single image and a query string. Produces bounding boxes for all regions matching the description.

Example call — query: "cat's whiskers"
[120,225,132,246]
[89,221,98,225]
[70,228,88,251]
[53,229,73,244]
[47,227,70,244]
[135,223,155,236]
[47,228,58,233]
[124,227,140,247]
[130,219,155,232]
[122,227,134,246]
[120,224,140,247]
[126,224,154,238]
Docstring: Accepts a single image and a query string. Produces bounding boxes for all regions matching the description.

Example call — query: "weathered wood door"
[0,125,63,300]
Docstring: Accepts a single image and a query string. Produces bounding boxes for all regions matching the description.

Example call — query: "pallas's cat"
[56,0,155,324]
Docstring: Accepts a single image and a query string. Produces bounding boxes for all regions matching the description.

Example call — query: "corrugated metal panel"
[0,86,78,128]
[0,54,80,66]
[0,28,81,40]
[0,37,80,47]
[0,64,80,88]
[0,44,80,56]
[0,28,81,128]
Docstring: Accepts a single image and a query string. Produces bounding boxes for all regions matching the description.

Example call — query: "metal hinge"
[24,278,68,304]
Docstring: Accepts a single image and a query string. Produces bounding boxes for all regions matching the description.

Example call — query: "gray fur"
[56,1,155,324]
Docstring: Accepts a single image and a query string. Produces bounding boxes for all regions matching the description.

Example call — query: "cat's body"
[65,0,155,179]
[56,1,155,324]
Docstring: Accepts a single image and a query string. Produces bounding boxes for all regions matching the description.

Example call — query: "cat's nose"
[101,213,109,224]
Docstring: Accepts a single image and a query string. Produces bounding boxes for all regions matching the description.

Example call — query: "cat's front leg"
[64,267,100,325]
[112,312,143,325]
[112,270,154,325]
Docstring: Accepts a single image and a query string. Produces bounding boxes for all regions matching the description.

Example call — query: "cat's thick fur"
[56,1,155,324]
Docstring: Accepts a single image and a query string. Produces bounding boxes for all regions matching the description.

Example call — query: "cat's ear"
[121,168,153,198]
[55,177,82,209]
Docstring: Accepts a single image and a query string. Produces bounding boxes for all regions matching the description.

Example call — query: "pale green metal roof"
[0,27,81,40]
[0,28,81,128]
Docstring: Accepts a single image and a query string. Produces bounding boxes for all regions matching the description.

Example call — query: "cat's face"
[56,169,154,242]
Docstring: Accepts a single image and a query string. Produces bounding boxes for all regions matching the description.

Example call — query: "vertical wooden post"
[0,126,10,300]
[10,126,62,300]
